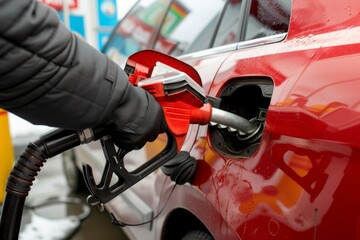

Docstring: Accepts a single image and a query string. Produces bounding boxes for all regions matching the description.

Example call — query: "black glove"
[105,87,166,150]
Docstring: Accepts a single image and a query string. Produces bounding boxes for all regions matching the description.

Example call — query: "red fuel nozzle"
[125,50,208,150]
[138,72,211,150]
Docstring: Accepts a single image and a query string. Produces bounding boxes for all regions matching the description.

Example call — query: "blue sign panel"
[58,14,86,39]
[97,0,118,27]
[98,32,111,51]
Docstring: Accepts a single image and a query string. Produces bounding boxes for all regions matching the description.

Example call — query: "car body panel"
[151,0,360,239]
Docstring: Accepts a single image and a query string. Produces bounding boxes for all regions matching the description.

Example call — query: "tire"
[181,230,214,240]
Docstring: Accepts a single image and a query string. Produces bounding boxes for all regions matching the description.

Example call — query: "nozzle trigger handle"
[82,129,177,204]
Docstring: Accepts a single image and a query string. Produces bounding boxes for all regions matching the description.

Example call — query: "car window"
[103,0,171,67]
[245,0,291,40]
[212,0,244,48]
[153,0,226,56]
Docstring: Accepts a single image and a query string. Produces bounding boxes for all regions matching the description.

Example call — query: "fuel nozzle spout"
[210,107,258,136]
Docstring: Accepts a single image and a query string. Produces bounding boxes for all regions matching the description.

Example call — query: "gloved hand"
[105,87,166,150]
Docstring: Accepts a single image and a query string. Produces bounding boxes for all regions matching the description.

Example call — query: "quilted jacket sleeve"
[0,0,150,132]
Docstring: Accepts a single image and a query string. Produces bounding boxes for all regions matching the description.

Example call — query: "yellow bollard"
[0,109,14,204]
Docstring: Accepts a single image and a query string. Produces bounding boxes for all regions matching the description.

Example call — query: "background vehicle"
[71,0,360,239]
[102,0,229,67]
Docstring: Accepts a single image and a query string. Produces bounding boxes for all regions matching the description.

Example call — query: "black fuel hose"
[0,128,104,240]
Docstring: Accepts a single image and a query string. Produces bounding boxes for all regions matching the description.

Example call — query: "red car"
[71,0,360,239]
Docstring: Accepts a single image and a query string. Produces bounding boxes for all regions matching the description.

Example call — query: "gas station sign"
[40,0,78,10]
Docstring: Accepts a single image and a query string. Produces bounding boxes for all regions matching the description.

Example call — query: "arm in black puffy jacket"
[0,0,164,149]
